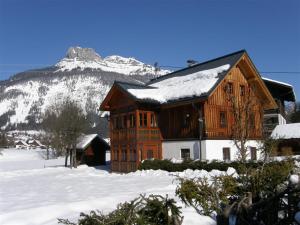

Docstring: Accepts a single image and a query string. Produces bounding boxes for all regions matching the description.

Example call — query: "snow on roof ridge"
[271,123,300,139]
[127,64,230,103]
[76,134,99,149]
[262,77,293,87]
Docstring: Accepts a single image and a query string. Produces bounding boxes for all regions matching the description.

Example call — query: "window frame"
[250,147,257,161]
[121,146,127,161]
[226,82,233,94]
[139,112,148,127]
[240,85,245,97]
[223,147,231,161]
[129,114,136,128]
[220,111,227,128]
[146,150,153,159]
[181,148,191,160]
[150,113,157,127]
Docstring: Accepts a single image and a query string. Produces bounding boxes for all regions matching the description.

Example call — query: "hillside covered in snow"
[0,47,170,132]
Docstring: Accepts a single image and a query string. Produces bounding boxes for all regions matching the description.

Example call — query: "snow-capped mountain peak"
[55,47,170,76]
[65,46,102,61]
[0,46,172,130]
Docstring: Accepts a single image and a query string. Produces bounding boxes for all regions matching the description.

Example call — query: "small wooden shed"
[76,134,110,166]
[271,123,300,155]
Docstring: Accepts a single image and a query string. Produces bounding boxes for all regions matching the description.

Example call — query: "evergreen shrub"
[139,159,266,174]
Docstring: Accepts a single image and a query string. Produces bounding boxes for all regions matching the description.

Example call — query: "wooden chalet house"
[100,50,277,172]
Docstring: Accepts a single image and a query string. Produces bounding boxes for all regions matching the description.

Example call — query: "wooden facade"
[100,51,277,172]
[204,66,263,139]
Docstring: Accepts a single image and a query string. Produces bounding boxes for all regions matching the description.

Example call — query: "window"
[139,112,148,127]
[129,114,136,128]
[121,147,127,161]
[223,148,230,161]
[150,113,157,127]
[226,82,233,94]
[130,148,136,161]
[181,149,190,160]
[123,115,127,128]
[220,111,227,128]
[240,85,245,96]
[116,116,122,129]
[146,150,153,159]
[113,117,117,129]
[113,145,119,161]
[144,113,147,127]
[250,147,257,160]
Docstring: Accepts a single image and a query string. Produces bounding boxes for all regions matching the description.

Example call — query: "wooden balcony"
[111,161,138,173]
[111,128,136,142]
[137,128,161,141]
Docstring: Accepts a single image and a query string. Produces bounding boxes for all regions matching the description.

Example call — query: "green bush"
[175,159,296,220]
[58,194,183,225]
[138,159,263,174]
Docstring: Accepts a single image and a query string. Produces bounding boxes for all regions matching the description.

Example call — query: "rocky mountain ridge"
[0,47,171,135]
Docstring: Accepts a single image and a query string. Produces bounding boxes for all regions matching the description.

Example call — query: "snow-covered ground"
[0,148,219,225]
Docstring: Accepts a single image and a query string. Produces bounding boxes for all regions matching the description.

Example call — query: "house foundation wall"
[162,140,262,161]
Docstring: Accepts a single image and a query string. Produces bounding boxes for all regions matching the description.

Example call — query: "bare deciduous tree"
[42,98,88,168]
[226,84,259,162]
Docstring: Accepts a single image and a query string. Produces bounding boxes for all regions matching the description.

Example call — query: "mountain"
[0,47,170,135]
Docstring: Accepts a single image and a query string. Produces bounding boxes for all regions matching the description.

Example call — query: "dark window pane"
[250,147,257,160]
[226,82,233,94]
[123,115,127,128]
[143,113,147,127]
[220,111,227,128]
[139,113,143,127]
[223,148,230,161]
[181,148,190,160]
[121,147,127,161]
[147,150,153,159]
[240,85,245,96]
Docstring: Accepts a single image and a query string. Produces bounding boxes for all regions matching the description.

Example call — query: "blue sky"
[0,0,299,98]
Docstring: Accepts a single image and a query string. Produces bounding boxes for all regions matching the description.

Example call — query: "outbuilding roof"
[271,123,300,139]
[76,134,110,150]
[262,77,296,102]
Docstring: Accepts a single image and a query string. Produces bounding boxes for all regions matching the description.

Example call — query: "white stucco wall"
[162,140,200,160]
[162,139,262,161]
[203,140,261,161]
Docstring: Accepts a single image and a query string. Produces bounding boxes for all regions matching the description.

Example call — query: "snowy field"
[0,148,221,225]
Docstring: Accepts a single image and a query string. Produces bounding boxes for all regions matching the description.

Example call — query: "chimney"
[187,59,198,67]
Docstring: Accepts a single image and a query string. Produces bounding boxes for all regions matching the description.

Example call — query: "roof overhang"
[262,77,296,102]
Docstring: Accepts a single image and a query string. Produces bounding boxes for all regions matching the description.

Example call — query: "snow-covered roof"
[127,64,230,103]
[262,77,293,87]
[271,123,300,139]
[109,50,246,104]
[76,134,98,149]
[262,77,296,102]
[14,140,29,146]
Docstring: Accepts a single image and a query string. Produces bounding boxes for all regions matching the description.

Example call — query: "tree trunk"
[65,149,69,167]
[46,148,49,160]
[73,145,77,168]
[70,148,73,168]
